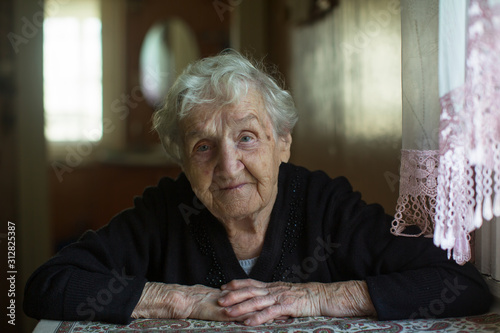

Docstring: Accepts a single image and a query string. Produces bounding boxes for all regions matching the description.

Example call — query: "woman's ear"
[279,132,292,163]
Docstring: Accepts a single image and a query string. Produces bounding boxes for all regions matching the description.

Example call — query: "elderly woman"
[24,52,491,326]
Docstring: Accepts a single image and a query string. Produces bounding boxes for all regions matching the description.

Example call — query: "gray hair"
[152,51,298,164]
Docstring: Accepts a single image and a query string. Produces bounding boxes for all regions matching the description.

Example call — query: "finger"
[221,279,266,291]
[216,308,255,323]
[218,287,269,307]
[224,294,276,317]
[243,305,285,326]
[221,310,261,324]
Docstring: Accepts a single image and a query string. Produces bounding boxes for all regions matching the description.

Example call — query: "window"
[43,0,102,142]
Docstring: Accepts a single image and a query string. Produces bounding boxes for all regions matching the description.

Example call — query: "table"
[33,313,500,332]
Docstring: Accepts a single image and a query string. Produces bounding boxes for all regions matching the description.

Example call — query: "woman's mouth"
[222,183,246,191]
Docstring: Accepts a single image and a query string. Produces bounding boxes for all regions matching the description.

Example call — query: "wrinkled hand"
[218,279,376,326]
[218,279,323,326]
[131,282,250,322]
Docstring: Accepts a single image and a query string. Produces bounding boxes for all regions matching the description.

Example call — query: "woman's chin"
[210,197,262,221]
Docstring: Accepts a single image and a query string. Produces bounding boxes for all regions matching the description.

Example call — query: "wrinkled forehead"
[180,89,273,139]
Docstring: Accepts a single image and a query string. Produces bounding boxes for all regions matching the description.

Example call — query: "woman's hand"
[131,282,249,322]
[218,279,376,326]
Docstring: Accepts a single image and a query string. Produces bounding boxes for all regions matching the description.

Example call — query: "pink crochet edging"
[393,0,500,265]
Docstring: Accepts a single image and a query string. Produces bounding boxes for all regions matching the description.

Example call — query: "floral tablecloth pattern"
[35,313,500,333]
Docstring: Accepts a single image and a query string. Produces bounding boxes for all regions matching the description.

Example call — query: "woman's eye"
[240,136,252,143]
[196,144,210,152]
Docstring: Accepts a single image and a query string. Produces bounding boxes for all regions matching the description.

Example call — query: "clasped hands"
[132,279,375,326]
[202,279,322,326]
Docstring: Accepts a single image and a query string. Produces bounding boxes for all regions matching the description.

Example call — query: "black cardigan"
[23,163,492,324]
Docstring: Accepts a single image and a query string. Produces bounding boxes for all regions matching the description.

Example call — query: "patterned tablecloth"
[33,313,500,332]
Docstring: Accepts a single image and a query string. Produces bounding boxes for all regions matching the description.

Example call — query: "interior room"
[0,0,498,332]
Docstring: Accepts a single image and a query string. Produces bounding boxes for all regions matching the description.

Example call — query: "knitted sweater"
[23,163,492,324]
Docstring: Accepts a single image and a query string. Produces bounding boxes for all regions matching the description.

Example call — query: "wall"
[1,1,51,332]
[232,0,290,82]
[289,0,402,214]
[49,163,181,246]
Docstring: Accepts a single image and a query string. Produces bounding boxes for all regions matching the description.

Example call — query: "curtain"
[392,0,440,239]
[394,0,500,270]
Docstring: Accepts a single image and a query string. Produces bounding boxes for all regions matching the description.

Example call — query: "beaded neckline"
[272,171,305,282]
[188,214,228,288]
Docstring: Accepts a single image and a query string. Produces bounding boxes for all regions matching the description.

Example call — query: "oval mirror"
[139,18,200,107]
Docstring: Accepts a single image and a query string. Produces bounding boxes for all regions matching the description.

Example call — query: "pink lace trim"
[393,0,500,265]
[392,150,439,238]
[434,0,500,265]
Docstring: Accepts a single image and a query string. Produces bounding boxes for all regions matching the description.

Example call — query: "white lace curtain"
[392,0,441,239]
[393,0,500,274]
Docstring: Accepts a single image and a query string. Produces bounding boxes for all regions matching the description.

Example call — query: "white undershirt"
[238,257,258,275]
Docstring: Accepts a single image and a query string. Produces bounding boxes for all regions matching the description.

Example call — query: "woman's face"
[180,89,291,224]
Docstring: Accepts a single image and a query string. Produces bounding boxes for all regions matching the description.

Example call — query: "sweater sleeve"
[23,180,172,324]
[316,175,493,320]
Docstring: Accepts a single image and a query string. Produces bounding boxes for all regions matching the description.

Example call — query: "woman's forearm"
[131,282,249,322]
[318,280,377,317]
[131,282,194,319]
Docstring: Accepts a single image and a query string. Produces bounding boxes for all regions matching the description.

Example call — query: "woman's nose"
[216,142,242,177]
